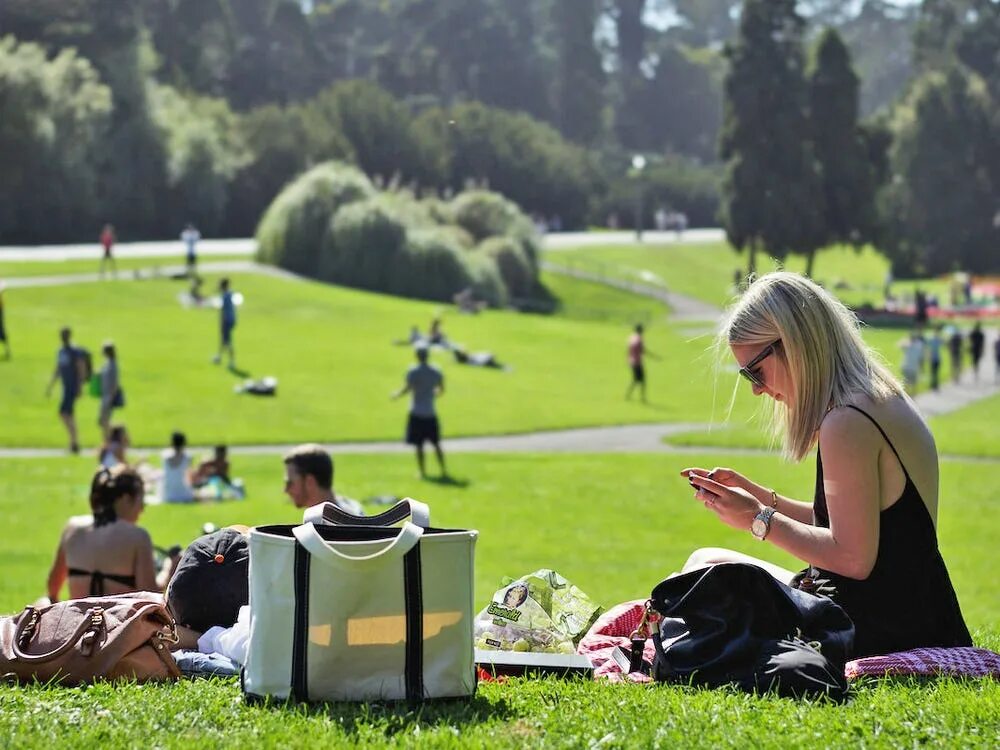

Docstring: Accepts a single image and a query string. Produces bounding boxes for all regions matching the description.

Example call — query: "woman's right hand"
[680,466,756,494]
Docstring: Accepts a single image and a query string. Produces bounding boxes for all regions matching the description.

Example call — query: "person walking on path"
[0,281,10,360]
[98,341,123,441]
[391,346,447,479]
[968,322,985,381]
[926,327,943,391]
[625,323,658,403]
[947,326,964,384]
[45,327,87,453]
[99,224,117,279]
[213,277,237,369]
[181,223,201,276]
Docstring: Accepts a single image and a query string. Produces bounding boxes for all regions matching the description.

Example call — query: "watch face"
[751,518,766,538]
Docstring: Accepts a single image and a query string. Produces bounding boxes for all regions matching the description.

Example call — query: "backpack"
[74,347,93,382]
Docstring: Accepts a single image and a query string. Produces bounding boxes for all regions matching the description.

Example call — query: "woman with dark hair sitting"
[46,465,173,601]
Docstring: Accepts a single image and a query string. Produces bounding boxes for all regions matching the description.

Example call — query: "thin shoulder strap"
[840,404,911,480]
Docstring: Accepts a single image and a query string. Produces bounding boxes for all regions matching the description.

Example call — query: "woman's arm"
[133,529,160,592]
[681,466,815,525]
[688,409,883,579]
[46,540,68,603]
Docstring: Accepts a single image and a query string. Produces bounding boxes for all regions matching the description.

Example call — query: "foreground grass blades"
[1,671,998,748]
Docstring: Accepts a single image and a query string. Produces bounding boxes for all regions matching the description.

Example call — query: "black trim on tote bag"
[291,541,311,701]
[403,543,424,702]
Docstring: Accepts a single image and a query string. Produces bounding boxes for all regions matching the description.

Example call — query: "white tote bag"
[243,519,477,702]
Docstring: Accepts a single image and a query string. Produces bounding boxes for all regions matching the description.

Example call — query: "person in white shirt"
[161,431,195,503]
[181,223,201,275]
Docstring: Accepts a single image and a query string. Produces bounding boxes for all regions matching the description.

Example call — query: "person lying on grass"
[46,465,177,602]
[681,271,972,658]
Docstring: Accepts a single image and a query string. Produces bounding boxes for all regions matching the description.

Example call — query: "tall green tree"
[719,0,824,275]
[0,36,112,242]
[806,28,881,276]
[550,0,605,144]
[883,68,997,274]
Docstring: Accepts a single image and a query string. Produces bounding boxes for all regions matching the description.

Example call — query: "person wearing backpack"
[45,327,88,454]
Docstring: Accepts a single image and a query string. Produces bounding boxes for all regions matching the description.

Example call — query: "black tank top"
[812,405,972,658]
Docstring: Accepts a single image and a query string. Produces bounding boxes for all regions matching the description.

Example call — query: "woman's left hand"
[687,474,763,531]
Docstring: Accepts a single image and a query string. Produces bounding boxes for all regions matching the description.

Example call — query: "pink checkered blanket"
[845,647,1000,679]
[578,599,1000,683]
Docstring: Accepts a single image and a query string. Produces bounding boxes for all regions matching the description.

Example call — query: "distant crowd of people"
[898,322,999,393]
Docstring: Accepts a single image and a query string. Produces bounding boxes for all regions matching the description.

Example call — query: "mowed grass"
[0,271,740,449]
[1,452,997,748]
[550,242,953,310]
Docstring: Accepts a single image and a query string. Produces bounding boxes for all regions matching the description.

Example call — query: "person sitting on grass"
[46,465,177,601]
[192,445,245,499]
[98,423,130,469]
[681,272,971,658]
[160,431,195,503]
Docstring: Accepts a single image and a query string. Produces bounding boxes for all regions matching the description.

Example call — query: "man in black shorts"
[391,346,446,479]
[45,327,85,453]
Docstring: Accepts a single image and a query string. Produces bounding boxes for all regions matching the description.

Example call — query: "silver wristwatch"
[751,506,776,541]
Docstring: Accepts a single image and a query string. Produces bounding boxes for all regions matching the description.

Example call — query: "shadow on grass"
[250,693,515,735]
[423,474,471,488]
[227,366,251,378]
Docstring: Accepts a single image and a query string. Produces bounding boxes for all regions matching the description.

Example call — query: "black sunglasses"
[738,340,780,388]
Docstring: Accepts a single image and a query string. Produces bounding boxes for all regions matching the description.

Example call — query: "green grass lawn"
[1,451,997,748]
[0,271,744,449]
[549,242,954,311]
[0,254,253,278]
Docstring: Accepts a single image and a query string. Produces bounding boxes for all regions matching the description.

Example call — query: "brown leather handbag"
[0,592,181,685]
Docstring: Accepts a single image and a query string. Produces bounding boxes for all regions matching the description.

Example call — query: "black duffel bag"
[649,563,854,700]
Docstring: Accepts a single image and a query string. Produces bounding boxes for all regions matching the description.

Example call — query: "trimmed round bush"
[450,190,540,272]
[255,161,373,275]
[322,197,408,290]
[389,229,478,303]
[451,190,534,242]
[476,237,534,299]
[465,253,508,308]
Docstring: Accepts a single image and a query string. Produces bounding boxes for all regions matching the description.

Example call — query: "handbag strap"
[11,606,105,663]
[302,497,430,528]
[291,522,423,569]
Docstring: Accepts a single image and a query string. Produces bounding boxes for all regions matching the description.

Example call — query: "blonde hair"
[721,271,903,461]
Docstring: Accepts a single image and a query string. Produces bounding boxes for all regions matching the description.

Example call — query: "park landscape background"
[2,1,1000,747]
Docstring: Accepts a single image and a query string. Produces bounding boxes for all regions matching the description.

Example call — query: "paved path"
[0,231,726,263]
[2,260,298,289]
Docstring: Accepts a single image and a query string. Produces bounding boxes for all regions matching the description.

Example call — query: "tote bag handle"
[302,497,430,528]
[292,522,423,569]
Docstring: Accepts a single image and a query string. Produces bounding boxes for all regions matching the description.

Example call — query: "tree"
[883,68,998,274]
[0,36,112,242]
[719,0,824,276]
[806,28,882,276]
[550,0,606,144]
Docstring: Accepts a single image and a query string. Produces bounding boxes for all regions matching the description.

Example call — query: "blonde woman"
[681,272,971,657]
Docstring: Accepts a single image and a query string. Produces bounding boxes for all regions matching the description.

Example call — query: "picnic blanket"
[578,599,1000,683]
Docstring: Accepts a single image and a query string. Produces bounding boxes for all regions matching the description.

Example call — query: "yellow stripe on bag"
[307,612,464,646]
